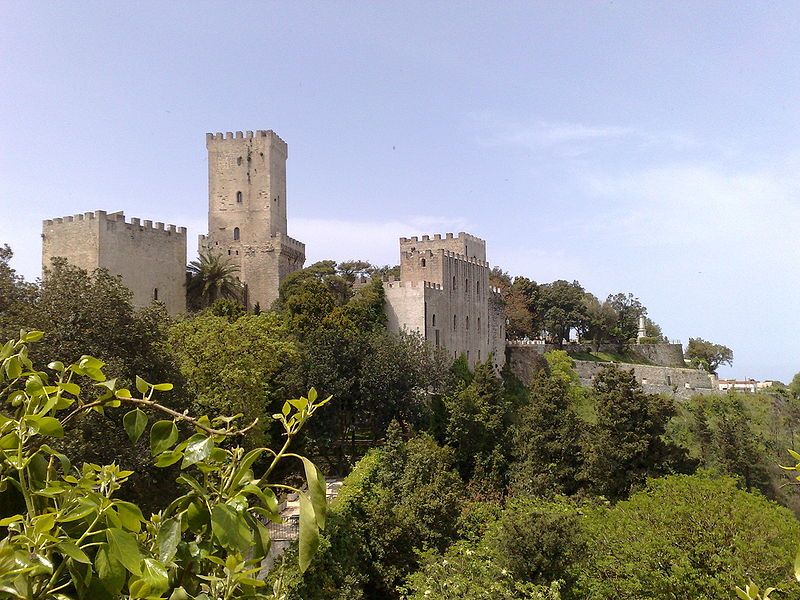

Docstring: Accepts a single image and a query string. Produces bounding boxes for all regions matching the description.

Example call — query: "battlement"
[205,130,288,154]
[43,210,186,236]
[400,231,485,245]
[401,248,488,268]
[384,280,443,290]
[279,234,305,250]
[399,231,486,261]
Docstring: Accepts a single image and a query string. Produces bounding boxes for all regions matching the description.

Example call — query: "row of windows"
[431,313,480,332]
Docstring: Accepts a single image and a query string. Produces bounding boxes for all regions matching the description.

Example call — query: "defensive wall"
[507,343,718,399]
[506,341,685,367]
[42,210,187,315]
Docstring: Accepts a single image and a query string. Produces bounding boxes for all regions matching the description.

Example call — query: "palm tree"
[185,251,244,310]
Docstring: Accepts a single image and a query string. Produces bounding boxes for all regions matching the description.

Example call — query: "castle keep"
[199,130,306,310]
[42,211,187,315]
[383,232,506,369]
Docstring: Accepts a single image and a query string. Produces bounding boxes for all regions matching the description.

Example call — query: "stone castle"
[383,233,506,370]
[42,211,187,314]
[200,131,306,310]
[41,129,503,367]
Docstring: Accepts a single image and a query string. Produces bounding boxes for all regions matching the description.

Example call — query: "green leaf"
[0,514,23,526]
[168,587,191,600]
[152,382,173,391]
[106,527,142,575]
[57,542,90,564]
[158,517,181,563]
[135,375,149,394]
[22,330,44,342]
[182,435,213,468]
[129,558,169,598]
[154,449,183,467]
[150,420,178,456]
[58,382,81,396]
[230,448,264,489]
[5,356,22,379]
[116,501,144,533]
[298,491,319,573]
[47,360,64,372]
[95,544,126,595]
[123,409,147,444]
[308,387,318,403]
[211,504,252,552]
[301,456,327,529]
[37,416,64,438]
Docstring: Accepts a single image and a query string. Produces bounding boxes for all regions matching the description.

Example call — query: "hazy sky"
[2,2,799,381]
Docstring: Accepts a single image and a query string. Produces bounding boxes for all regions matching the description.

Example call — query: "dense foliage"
[0,332,328,599]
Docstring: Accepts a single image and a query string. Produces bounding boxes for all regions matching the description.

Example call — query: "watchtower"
[200,130,306,309]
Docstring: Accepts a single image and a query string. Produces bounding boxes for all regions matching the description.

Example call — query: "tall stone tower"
[200,130,306,309]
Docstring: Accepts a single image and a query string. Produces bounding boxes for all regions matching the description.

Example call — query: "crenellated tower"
[200,130,305,309]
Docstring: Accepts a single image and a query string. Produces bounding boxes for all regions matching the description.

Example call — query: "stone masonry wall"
[507,345,717,399]
[202,130,305,310]
[42,210,187,315]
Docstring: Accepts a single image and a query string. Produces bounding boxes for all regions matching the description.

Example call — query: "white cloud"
[580,161,800,251]
[469,113,695,154]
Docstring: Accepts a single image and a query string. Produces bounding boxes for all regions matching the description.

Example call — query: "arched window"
[432,314,436,327]
[236,191,243,203]
[421,258,426,267]
[453,314,457,330]
[452,275,456,290]
[465,278,469,293]
[233,227,240,241]
[153,288,158,301]
[466,316,470,331]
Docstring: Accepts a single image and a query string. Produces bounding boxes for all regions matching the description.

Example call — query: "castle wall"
[630,343,685,368]
[385,232,504,369]
[383,282,426,335]
[203,130,305,309]
[506,345,717,399]
[42,210,187,315]
[98,213,186,315]
[42,212,101,273]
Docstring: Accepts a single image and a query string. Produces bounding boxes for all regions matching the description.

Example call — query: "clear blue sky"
[2,2,799,381]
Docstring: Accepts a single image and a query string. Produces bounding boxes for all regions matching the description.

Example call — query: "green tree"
[488,497,584,591]
[444,361,511,485]
[336,259,374,284]
[580,293,615,348]
[0,244,37,339]
[403,541,561,600]
[582,365,689,500]
[605,292,646,345]
[539,280,586,347]
[185,251,244,310]
[575,473,800,599]
[505,277,540,340]
[510,371,582,497]
[168,312,303,447]
[685,337,733,374]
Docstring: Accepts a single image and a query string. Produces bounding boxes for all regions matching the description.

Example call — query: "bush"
[575,473,800,599]
[0,331,328,599]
